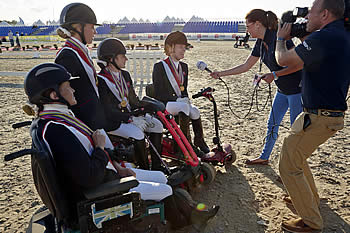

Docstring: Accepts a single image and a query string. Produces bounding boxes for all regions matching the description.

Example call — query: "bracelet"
[277,37,285,41]
[272,71,279,81]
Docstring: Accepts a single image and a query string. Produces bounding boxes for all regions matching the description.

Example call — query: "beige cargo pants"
[279,111,344,229]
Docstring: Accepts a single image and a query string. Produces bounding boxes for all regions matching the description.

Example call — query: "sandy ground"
[0,41,349,233]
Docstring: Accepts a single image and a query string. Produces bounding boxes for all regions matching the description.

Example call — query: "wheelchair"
[5,120,167,233]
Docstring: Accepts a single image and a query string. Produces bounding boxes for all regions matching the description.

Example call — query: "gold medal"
[180,85,185,91]
[121,100,127,108]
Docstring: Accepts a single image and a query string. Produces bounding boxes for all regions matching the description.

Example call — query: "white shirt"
[43,104,75,116]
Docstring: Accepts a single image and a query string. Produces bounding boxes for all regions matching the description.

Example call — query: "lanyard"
[106,68,129,99]
[259,40,268,73]
[167,56,184,87]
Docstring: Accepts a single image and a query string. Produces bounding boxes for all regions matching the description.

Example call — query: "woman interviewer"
[211,9,303,165]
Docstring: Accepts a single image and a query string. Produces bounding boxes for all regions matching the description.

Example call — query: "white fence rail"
[0,50,164,97]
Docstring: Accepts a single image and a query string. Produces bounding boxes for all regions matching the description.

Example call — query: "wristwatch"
[272,71,279,81]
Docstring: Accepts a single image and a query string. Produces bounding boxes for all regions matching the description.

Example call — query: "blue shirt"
[295,20,350,111]
[252,29,302,95]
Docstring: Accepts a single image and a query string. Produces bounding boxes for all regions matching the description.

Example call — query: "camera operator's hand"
[92,129,106,150]
[277,23,292,41]
[261,73,274,84]
[210,71,220,79]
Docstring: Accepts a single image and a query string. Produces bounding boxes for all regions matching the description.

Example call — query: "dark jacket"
[55,49,109,131]
[98,69,141,130]
[152,60,189,105]
[36,118,110,211]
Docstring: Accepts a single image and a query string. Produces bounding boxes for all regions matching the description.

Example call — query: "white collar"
[43,104,75,116]
[173,60,179,69]
[169,56,180,69]
[70,36,88,53]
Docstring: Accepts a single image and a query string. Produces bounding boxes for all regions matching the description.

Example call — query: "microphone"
[196,61,212,73]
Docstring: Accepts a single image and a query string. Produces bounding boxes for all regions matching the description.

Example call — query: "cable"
[218,77,271,119]
[217,77,289,148]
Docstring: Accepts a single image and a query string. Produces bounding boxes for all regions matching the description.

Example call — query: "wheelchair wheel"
[244,44,250,49]
[234,44,238,48]
[199,162,216,185]
[225,150,237,165]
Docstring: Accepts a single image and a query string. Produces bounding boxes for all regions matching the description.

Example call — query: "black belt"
[304,108,345,117]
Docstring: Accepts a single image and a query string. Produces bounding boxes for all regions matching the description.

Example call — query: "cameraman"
[275,0,350,232]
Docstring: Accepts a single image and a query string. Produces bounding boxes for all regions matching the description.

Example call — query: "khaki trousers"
[279,112,344,229]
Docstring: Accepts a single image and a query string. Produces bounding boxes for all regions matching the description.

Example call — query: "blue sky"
[1,0,314,25]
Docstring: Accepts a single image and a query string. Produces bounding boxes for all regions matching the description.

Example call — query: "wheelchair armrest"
[83,176,139,200]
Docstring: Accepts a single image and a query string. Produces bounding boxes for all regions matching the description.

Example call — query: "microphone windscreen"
[196,61,207,71]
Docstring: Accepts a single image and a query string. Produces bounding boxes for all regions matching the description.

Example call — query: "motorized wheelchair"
[4,119,167,233]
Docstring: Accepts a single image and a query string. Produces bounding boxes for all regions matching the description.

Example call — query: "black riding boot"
[192,117,210,153]
[165,188,220,231]
[163,195,190,230]
[149,133,163,171]
[179,112,191,142]
[133,139,149,170]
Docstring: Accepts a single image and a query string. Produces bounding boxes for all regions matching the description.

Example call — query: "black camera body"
[281,7,309,38]
[282,1,350,38]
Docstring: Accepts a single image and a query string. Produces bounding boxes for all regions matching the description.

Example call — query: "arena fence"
[0,50,164,97]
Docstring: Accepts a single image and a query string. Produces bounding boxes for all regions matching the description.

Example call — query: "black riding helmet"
[59,3,100,44]
[97,38,126,70]
[24,63,72,106]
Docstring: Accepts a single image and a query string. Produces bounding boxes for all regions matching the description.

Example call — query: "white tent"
[33,19,45,26]
[131,17,138,23]
[0,21,10,27]
[118,17,130,24]
[188,15,206,22]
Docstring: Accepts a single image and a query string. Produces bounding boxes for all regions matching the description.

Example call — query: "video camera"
[281,0,350,38]
[280,7,310,38]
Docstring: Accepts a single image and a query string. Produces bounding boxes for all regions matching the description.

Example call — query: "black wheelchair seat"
[26,119,164,233]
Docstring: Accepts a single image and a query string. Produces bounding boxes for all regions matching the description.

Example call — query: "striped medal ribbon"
[168,56,184,91]
[106,68,129,108]
[65,38,98,86]
[39,110,94,144]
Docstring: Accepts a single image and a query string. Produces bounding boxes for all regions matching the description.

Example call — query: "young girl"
[25,62,219,232]
[55,3,108,131]
[152,31,210,153]
[97,38,164,171]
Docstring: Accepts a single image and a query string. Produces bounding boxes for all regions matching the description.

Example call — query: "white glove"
[176,97,191,104]
[130,116,149,131]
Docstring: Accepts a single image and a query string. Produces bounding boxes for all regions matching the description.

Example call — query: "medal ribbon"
[165,57,184,89]
[39,110,94,145]
[105,68,129,100]
[64,38,98,86]
[40,110,119,171]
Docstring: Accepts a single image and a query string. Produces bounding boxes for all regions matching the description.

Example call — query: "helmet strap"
[110,55,121,71]
[79,24,87,45]
[48,88,71,106]
[69,23,87,44]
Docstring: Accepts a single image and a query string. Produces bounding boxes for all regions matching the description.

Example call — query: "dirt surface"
[0,41,349,233]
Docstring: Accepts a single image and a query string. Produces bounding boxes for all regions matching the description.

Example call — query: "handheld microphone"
[196,61,212,73]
